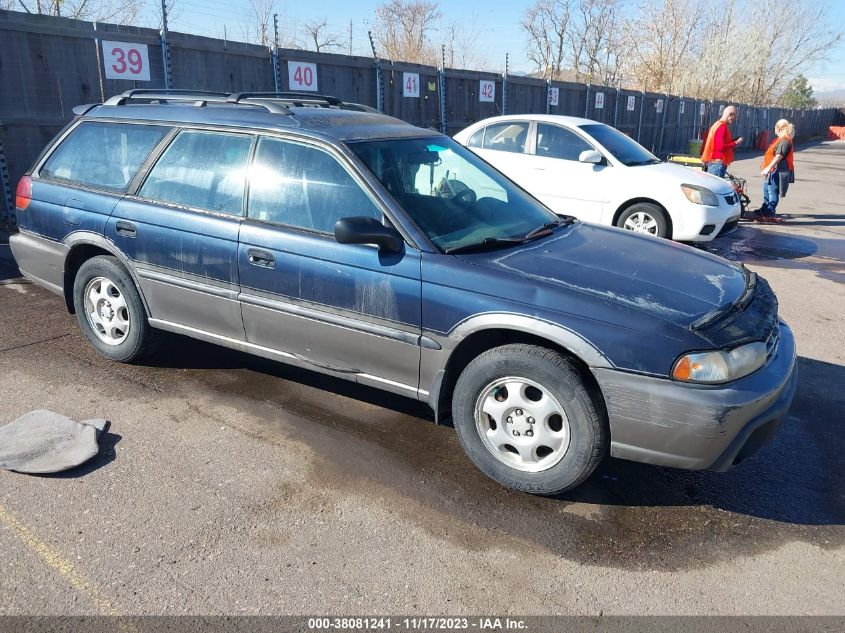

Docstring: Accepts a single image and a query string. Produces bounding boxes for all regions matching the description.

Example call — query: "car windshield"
[349,136,559,253]
[580,124,660,166]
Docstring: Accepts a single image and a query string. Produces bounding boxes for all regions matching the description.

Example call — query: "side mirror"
[335,216,404,253]
[579,150,604,164]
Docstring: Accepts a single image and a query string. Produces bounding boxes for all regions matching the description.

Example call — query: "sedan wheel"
[616,202,669,239]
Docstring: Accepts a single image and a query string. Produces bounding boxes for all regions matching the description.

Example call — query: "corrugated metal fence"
[0,9,839,227]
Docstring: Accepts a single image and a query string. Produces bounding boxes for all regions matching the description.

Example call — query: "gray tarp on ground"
[0,410,109,474]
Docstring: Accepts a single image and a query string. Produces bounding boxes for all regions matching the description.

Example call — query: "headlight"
[681,184,719,206]
[672,341,767,384]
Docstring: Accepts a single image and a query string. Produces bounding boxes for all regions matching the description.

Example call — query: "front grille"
[765,323,781,360]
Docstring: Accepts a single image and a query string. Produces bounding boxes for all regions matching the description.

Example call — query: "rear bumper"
[594,322,797,470]
[9,230,67,295]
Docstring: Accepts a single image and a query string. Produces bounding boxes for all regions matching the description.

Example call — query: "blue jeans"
[707,160,727,178]
[761,173,779,216]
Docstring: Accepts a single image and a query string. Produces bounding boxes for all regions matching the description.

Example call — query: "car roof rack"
[103,89,292,115]
[229,92,343,107]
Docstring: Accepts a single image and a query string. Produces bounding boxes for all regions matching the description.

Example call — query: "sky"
[156,0,845,95]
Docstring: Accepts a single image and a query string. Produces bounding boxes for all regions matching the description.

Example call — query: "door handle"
[248,248,275,268]
[115,220,136,237]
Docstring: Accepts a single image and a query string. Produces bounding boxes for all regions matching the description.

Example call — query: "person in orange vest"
[701,105,744,178]
[755,119,795,223]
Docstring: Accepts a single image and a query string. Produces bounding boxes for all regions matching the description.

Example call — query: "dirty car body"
[9,91,796,494]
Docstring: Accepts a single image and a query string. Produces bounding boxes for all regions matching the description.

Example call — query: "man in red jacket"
[701,105,744,178]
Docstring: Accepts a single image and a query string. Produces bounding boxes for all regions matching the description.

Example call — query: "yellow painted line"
[0,501,122,616]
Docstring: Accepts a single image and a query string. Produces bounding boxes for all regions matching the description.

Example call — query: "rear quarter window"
[39,122,170,192]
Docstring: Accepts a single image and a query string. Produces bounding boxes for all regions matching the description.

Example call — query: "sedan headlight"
[672,341,767,384]
[681,184,719,206]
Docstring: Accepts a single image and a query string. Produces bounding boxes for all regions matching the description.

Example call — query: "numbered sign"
[656,98,664,114]
[479,80,495,103]
[548,87,559,107]
[679,101,685,115]
[595,92,604,109]
[288,61,318,92]
[403,73,419,98]
[627,95,636,111]
[102,41,150,81]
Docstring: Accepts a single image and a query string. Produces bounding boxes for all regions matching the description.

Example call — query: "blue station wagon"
[9,90,797,494]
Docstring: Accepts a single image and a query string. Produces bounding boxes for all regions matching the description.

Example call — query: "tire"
[451,344,607,495]
[72,255,157,363]
[616,203,670,238]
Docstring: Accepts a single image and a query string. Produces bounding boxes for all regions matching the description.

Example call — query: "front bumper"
[673,198,741,242]
[593,321,797,470]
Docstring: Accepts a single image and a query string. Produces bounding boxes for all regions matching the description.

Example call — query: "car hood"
[625,161,735,194]
[458,222,748,327]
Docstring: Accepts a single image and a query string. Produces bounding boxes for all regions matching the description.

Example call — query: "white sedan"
[453,114,741,242]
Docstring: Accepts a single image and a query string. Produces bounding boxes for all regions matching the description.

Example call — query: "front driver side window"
[536,123,594,161]
[248,137,382,234]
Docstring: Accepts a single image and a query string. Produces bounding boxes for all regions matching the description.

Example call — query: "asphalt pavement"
[0,141,842,618]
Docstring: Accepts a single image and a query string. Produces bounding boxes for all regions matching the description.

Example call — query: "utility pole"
[348,20,352,56]
[160,0,172,89]
[502,53,508,115]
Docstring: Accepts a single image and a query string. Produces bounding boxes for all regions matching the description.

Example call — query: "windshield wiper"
[445,237,525,254]
[627,158,661,166]
[524,216,576,240]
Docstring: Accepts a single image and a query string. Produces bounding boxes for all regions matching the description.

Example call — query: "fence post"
[585,83,591,118]
[368,31,383,113]
[656,93,668,157]
[160,0,172,89]
[0,137,15,230]
[502,53,509,116]
[613,86,620,129]
[272,14,280,93]
[546,79,551,115]
[438,45,447,134]
[92,22,105,102]
[636,90,645,143]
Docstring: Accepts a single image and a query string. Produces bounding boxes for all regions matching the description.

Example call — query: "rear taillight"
[15,176,32,211]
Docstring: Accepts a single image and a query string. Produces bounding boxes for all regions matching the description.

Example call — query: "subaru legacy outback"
[10,90,797,494]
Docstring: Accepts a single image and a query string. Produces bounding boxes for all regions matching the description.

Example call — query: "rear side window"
[248,136,381,233]
[139,130,253,215]
[467,129,484,148]
[40,122,169,192]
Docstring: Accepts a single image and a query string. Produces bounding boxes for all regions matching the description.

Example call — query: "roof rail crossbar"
[229,92,343,106]
[100,89,293,115]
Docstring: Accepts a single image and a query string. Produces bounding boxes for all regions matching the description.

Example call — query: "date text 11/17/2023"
[307,617,528,630]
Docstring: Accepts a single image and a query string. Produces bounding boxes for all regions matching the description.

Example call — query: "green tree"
[780,75,818,109]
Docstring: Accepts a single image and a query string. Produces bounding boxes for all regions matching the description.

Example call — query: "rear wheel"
[72,255,156,363]
[617,203,669,238]
[451,344,606,495]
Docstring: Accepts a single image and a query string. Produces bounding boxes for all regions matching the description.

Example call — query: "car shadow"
[148,336,841,527]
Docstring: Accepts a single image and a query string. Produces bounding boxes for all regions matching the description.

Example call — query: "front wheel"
[617,203,669,238]
[451,344,607,495]
[72,255,156,363]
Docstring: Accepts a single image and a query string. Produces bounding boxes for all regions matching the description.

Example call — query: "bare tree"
[568,0,626,85]
[372,0,441,64]
[624,0,705,93]
[148,0,183,31]
[239,0,277,48]
[14,0,142,23]
[520,0,573,80]
[303,18,343,53]
[443,20,482,69]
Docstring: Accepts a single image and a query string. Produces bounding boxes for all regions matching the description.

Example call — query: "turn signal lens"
[15,176,32,211]
[672,342,767,384]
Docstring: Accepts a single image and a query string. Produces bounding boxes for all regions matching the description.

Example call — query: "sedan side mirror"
[579,150,604,164]
[335,216,404,253]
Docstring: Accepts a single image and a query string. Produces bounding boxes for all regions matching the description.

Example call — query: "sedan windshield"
[349,136,559,253]
[580,124,660,166]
